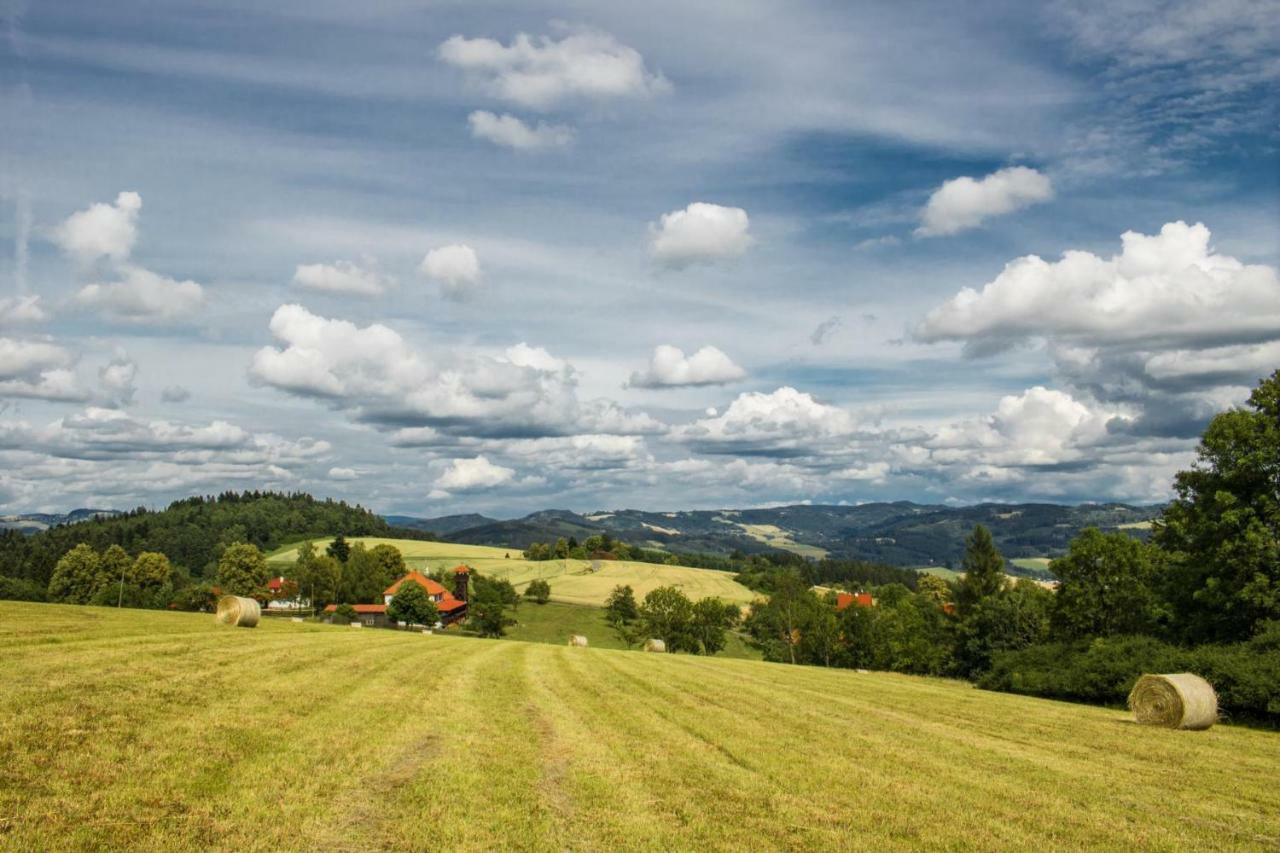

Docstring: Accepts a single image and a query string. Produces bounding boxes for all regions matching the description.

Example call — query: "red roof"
[384,571,448,598]
[437,598,466,612]
[323,604,387,614]
[836,592,874,611]
[267,577,285,591]
[453,564,470,574]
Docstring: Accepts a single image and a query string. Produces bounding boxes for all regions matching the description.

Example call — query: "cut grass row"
[2,602,1278,850]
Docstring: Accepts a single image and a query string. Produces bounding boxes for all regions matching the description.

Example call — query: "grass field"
[3,603,1278,850]
[505,601,760,660]
[1011,557,1053,571]
[268,537,758,608]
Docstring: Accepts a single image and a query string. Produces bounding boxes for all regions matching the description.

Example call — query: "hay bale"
[644,638,666,653]
[1129,673,1217,730]
[290,617,304,624]
[568,634,588,647]
[214,595,260,628]
[349,622,363,629]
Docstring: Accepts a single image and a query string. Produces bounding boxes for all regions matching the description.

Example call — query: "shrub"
[331,603,358,625]
[0,575,48,602]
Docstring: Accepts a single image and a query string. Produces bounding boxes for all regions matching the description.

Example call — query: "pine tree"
[955,525,1006,615]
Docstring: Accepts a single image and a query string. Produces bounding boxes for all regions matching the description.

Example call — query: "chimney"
[453,565,470,602]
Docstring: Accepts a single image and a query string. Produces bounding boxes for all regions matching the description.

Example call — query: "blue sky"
[2,0,1278,516]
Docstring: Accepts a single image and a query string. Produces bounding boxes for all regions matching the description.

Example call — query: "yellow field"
[2,602,1278,850]
[714,519,829,559]
[269,537,758,607]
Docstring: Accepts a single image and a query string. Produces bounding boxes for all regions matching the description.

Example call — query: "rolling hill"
[397,502,1163,576]
[2,602,1276,850]
[267,537,757,607]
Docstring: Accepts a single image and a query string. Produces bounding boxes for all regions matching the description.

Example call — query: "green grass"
[505,600,761,660]
[1117,521,1155,530]
[3,603,1279,850]
[269,537,759,608]
[1011,557,1053,571]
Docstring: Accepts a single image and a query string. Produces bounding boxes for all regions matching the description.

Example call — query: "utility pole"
[117,560,126,607]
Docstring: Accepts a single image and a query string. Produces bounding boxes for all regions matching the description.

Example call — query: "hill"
[268,537,757,607]
[0,492,417,588]
[2,602,1276,850]
[399,502,1163,577]
[0,508,122,535]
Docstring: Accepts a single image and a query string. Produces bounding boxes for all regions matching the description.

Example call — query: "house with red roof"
[323,565,470,628]
[835,592,875,611]
[265,576,309,612]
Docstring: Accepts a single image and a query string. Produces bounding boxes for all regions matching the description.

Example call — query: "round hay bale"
[643,638,666,653]
[1128,673,1217,730]
[568,634,588,647]
[214,595,260,628]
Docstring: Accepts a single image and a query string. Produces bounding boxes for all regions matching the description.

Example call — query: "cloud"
[438,28,669,110]
[74,265,206,324]
[810,316,842,345]
[249,304,659,439]
[0,295,47,324]
[161,385,191,403]
[51,191,142,264]
[916,166,1053,237]
[0,338,87,402]
[679,386,859,456]
[434,455,515,493]
[649,203,753,267]
[97,352,138,407]
[293,259,394,295]
[627,344,746,388]
[917,222,1280,355]
[916,221,1280,437]
[853,235,900,251]
[419,244,480,299]
[328,466,358,480]
[468,110,573,150]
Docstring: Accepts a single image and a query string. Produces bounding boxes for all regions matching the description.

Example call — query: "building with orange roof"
[835,591,875,611]
[323,567,470,627]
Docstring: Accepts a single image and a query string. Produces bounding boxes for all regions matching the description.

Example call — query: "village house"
[835,592,875,611]
[323,565,470,628]
[265,576,311,612]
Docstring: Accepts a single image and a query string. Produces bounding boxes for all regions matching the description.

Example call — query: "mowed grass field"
[268,537,758,607]
[3,604,1279,850]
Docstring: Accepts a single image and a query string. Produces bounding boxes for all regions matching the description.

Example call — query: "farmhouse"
[265,576,310,612]
[835,592,875,610]
[323,566,470,628]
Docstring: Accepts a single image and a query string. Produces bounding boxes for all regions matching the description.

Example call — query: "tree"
[915,573,951,607]
[525,578,551,604]
[604,584,639,625]
[743,571,822,664]
[1158,370,1280,642]
[339,543,395,604]
[100,545,133,604]
[638,586,696,652]
[48,544,106,603]
[553,537,570,559]
[326,535,351,563]
[367,544,406,580]
[690,597,737,656]
[468,575,513,638]
[295,544,341,611]
[216,542,270,598]
[1050,528,1166,640]
[954,580,1052,676]
[387,580,438,627]
[956,525,1006,615]
[130,552,173,587]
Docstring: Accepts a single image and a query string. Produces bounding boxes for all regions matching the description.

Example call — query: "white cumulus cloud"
[649,203,753,268]
[74,266,205,325]
[627,344,746,388]
[468,111,573,150]
[0,295,48,325]
[916,166,1053,236]
[293,259,394,295]
[420,244,481,299]
[52,191,142,264]
[434,455,515,493]
[328,466,358,480]
[0,338,87,402]
[438,29,669,110]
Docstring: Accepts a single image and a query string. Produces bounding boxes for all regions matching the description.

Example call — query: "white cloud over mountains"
[649,203,753,267]
[627,345,746,389]
[433,455,515,495]
[249,304,660,440]
[468,111,573,150]
[916,166,1053,236]
[438,29,670,110]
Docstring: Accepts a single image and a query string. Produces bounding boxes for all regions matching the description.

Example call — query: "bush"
[981,629,1280,724]
[0,575,47,602]
[331,603,358,625]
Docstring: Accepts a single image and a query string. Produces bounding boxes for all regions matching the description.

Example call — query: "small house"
[323,566,469,628]
[835,592,875,611]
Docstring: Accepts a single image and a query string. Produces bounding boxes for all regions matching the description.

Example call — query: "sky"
[1,0,1278,517]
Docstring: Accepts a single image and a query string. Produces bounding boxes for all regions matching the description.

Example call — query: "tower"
[453,565,470,602]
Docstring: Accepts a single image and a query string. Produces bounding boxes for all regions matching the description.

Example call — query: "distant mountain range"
[0,509,124,536]
[388,502,1162,577]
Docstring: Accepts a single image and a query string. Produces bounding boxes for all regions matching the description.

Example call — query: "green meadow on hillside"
[2,602,1278,850]
[268,536,758,607]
